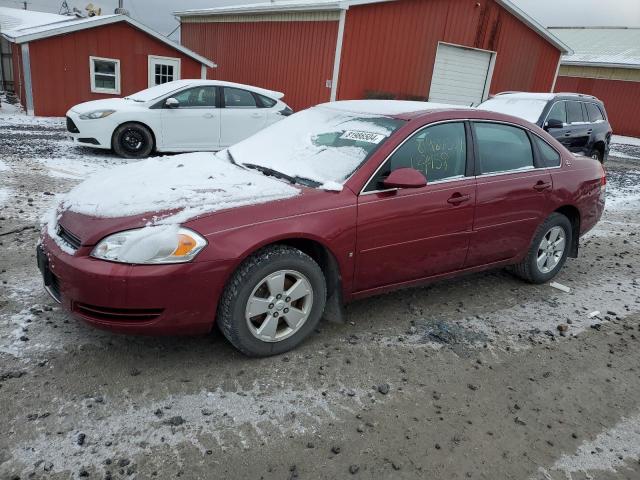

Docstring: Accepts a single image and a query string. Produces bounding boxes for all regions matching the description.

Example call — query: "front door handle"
[447,193,471,205]
[533,181,552,191]
[564,132,571,137]
[250,113,262,118]
[203,113,214,119]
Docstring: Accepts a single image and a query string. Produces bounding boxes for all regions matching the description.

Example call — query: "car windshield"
[479,97,549,123]
[227,106,405,186]
[125,81,195,102]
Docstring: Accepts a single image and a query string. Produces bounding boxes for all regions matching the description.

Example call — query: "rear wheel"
[590,147,604,163]
[512,213,572,284]
[112,122,154,158]
[217,245,327,357]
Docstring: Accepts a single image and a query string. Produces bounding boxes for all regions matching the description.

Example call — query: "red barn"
[551,27,640,138]
[0,7,215,117]
[176,0,570,112]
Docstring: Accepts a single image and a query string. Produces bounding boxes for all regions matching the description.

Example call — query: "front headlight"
[91,226,207,264]
[79,109,116,120]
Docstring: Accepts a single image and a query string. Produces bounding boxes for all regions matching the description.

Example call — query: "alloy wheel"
[121,129,144,152]
[536,226,566,274]
[245,270,313,342]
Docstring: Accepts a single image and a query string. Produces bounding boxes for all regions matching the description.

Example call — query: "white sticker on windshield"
[340,130,386,144]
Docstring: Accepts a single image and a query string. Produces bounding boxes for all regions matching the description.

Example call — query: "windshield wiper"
[243,163,298,184]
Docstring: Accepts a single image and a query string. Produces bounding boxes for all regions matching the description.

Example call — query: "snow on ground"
[612,135,640,147]
[539,412,640,478]
[605,169,640,211]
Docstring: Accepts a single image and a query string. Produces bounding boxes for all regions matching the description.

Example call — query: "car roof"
[153,79,285,99]
[491,91,602,104]
[317,100,477,120]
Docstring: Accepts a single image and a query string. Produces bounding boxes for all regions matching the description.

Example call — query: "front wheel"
[112,122,154,158]
[217,245,327,357]
[512,213,572,284]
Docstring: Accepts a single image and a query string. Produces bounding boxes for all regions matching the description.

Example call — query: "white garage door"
[428,43,494,106]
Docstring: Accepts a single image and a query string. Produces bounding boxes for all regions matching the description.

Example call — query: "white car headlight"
[91,226,207,264]
[79,109,116,120]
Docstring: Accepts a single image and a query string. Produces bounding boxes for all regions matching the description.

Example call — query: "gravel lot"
[1,110,640,480]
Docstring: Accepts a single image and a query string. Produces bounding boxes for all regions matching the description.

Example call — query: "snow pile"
[53,152,299,224]
[230,104,403,185]
[0,158,8,171]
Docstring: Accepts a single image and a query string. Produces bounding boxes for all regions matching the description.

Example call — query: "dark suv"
[479,92,612,162]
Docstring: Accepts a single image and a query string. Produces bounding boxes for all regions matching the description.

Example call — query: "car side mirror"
[382,168,427,189]
[165,98,180,109]
[544,118,564,130]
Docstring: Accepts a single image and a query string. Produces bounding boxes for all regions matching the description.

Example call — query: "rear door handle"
[447,193,471,205]
[533,181,552,191]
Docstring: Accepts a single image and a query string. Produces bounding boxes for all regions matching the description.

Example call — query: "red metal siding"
[337,0,561,101]
[555,75,640,138]
[26,23,203,117]
[181,20,338,111]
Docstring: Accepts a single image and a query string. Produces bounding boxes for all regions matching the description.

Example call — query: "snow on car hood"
[68,98,141,114]
[50,152,300,226]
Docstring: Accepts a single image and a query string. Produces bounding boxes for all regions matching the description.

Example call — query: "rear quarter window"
[586,103,605,123]
[532,136,561,168]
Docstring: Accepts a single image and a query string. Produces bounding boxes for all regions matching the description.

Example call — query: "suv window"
[532,136,561,168]
[367,122,466,190]
[172,86,217,108]
[566,101,585,124]
[547,101,567,125]
[224,87,257,108]
[474,122,534,174]
[586,103,605,122]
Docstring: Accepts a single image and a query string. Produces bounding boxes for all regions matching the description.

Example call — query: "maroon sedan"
[38,101,606,356]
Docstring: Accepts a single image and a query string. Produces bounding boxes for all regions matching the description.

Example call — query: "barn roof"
[174,0,571,54]
[550,27,640,69]
[0,7,216,68]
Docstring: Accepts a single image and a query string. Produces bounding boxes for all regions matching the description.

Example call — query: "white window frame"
[148,55,181,87]
[89,56,121,95]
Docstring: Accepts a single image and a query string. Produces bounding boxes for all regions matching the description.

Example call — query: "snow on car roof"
[478,94,553,123]
[319,100,466,117]
[51,152,299,226]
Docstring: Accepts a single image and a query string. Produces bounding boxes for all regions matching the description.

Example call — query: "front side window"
[474,122,534,174]
[533,136,561,168]
[547,102,567,125]
[586,103,605,123]
[90,56,120,94]
[368,122,466,189]
[258,94,277,108]
[566,101,585,124]
[172,86,217,108]
[224,87,257,108]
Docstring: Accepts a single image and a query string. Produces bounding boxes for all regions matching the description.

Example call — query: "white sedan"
[65,80,293,158]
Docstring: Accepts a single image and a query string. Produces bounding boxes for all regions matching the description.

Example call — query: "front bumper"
[38,233,232,336]
[66,111,115,150]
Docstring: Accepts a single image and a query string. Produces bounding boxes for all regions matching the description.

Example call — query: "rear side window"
[547,102,567,124]
[586,103,605,122]
[533,136,561,168]
[474,123,534,174]
[258,94,277,108]
[224,87,257,108]
[566,101,585,124]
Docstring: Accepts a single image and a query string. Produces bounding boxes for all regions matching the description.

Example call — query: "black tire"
[112,122,154,158]
[217,245,327,357]
[512,213,573,284]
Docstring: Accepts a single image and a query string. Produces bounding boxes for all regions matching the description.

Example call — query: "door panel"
[220,87,267,147]
[355,179,476,292]
[466,170,552,266]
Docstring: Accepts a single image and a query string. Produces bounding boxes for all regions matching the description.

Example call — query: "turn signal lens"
[173,234,198,257]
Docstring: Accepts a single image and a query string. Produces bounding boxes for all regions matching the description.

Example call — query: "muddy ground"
[1,112,639,480]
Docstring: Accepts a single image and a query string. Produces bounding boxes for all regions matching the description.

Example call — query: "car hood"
[68,98,139,115]
[49,152,303,246]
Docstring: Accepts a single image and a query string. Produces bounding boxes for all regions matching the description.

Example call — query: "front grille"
[66,116,79,133]
[74,303,164,322]
[56,224,81,250]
